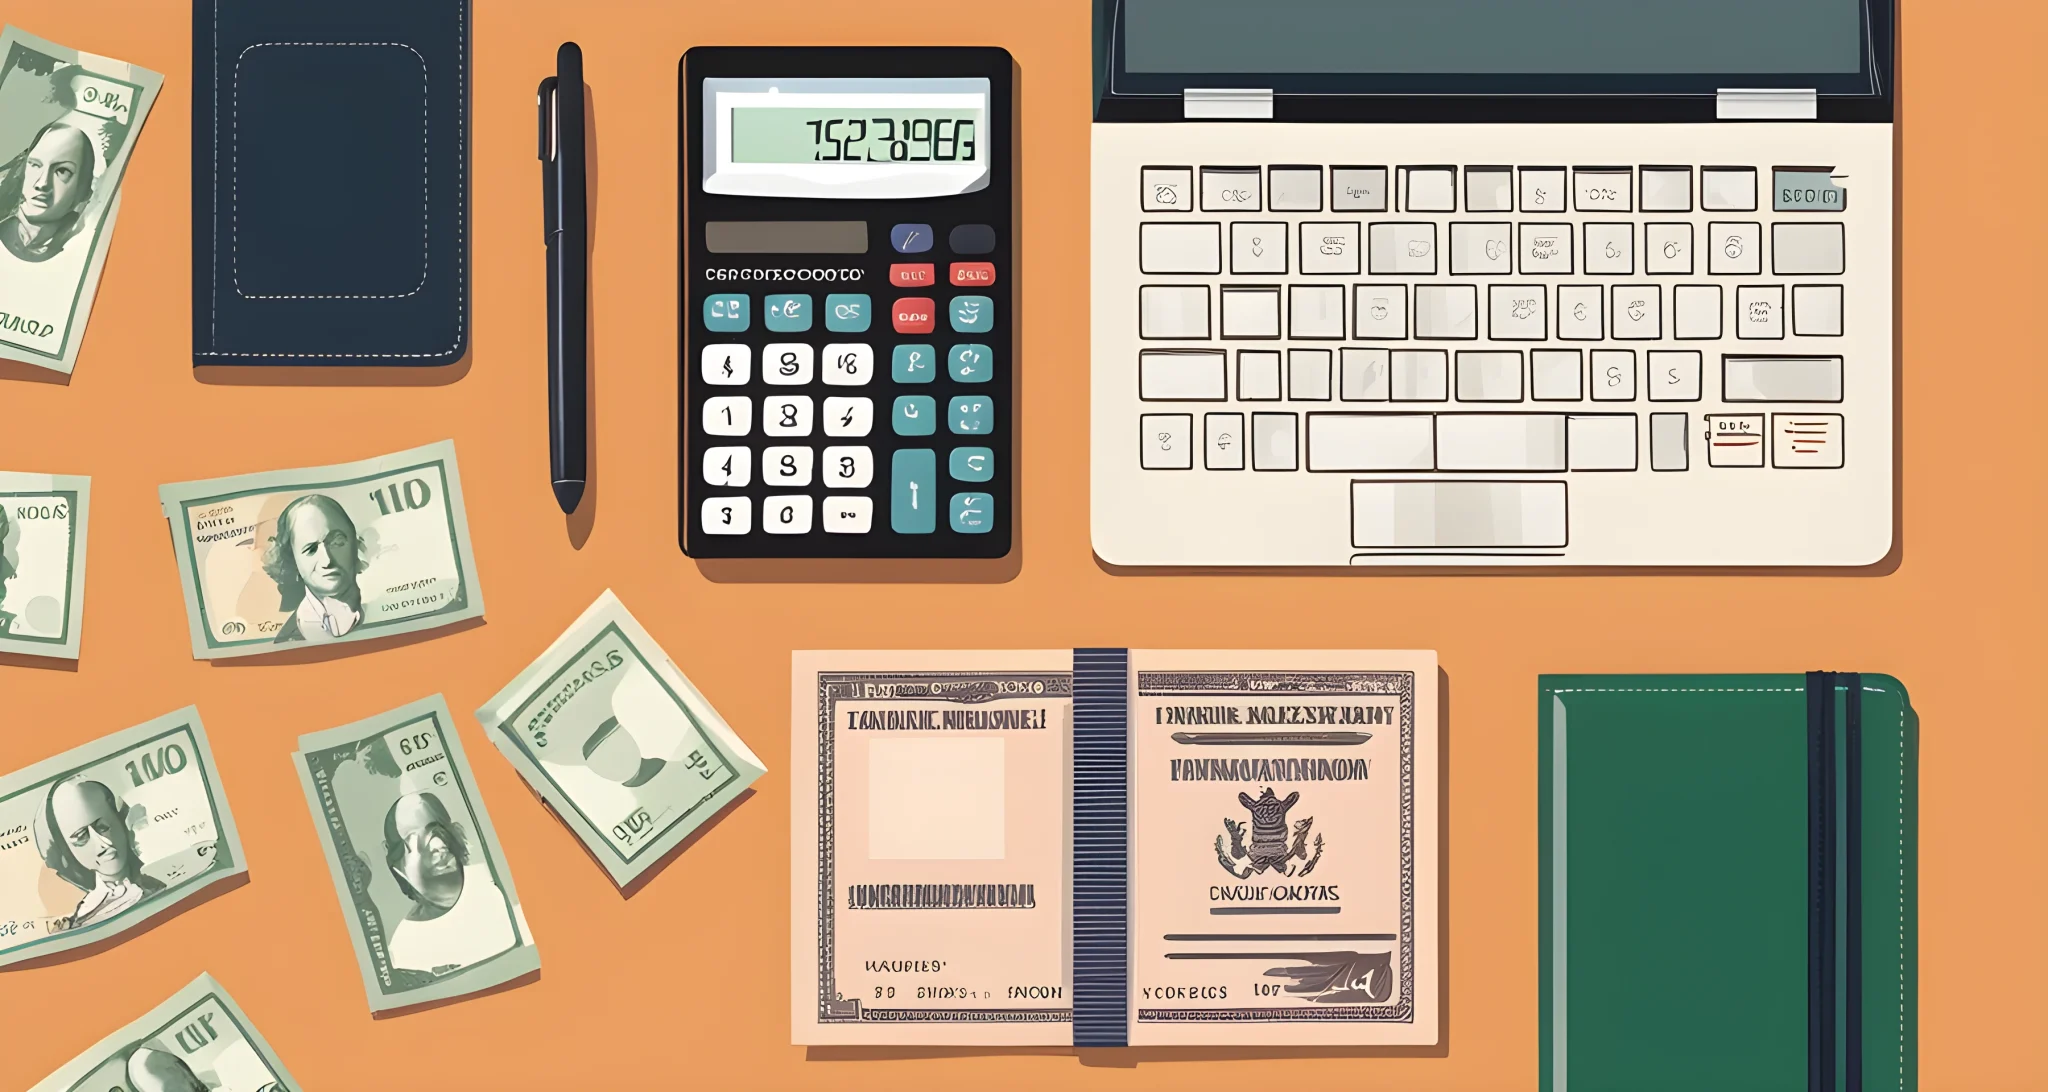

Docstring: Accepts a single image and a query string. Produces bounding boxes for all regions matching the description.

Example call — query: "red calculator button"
[890,263,935,288]
[950,262,997,287]
[892,297,936,334]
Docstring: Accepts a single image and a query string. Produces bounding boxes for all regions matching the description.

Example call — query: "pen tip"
[553,479,585,514]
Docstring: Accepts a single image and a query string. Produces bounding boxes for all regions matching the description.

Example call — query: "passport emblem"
[1216,787,1323,879]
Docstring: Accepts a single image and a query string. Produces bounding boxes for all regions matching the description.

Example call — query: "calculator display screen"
[731,108,981,164]
[703,78,992,199]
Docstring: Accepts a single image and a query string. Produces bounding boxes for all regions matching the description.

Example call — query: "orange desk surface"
[3,1,2040,1088]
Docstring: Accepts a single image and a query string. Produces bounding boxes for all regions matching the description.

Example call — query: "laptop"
[1090,0,1894,567]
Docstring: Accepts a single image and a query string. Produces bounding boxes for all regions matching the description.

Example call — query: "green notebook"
[1539,673,1917,1092]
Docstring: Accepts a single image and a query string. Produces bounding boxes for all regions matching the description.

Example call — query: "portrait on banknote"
[0,28,159,372]
[29,975,294,1092]
[0,474,87,655]
[34,776,167,929]
[0,118,96,263]
[0,499,14,633]
[0,710,245,967]
[262,493,367,644]
[301,715,522,983]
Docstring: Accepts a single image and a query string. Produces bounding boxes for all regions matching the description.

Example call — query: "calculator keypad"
[687,223,1006,557]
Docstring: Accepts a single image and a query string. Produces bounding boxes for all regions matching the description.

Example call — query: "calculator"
[680,46,1013,559]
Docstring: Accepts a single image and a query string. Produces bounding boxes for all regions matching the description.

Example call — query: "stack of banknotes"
[11,434,766,1079]
[0,26,162,376]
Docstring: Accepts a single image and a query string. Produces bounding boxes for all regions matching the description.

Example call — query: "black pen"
[540,42,587,514]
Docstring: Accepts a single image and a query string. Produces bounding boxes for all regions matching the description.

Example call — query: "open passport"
[791,649,1439,1046]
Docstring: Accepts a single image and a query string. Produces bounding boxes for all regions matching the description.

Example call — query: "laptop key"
[1201,166,1262,212]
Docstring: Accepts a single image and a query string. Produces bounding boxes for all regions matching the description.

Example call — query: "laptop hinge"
[1716,88,1818,120]
[1183,87,1273,120]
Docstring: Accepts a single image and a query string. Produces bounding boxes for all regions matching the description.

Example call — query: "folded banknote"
[293,695,538,1014]
[476,590,765,887]
[0,707,246,968]
[792,648,1439,1047]
[0,25,163,376]
[27,972,297,1092]
[159,440,483,660]
[0,471,89,659]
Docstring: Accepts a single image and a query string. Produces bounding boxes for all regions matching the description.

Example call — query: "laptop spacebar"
[1351,481,1568,549]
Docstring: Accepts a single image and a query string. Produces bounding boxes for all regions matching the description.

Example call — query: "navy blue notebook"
[192,0,469,366]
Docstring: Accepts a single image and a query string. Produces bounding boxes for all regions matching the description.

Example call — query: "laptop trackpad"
[1351,481,1567,549]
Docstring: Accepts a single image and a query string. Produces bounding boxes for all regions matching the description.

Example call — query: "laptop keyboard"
[1135,162,1848,473]
[1093,125,1890,565]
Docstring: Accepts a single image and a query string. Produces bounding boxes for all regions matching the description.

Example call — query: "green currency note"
[0,707,246,968]
[475,590,766,887]
[27,972,297,1092]
[293,695,538,1014]
[0,471,88,659]
[0,26,162,376]
[159,440,484,660]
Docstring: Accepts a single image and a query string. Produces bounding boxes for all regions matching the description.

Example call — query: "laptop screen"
[1109,0,1879,97]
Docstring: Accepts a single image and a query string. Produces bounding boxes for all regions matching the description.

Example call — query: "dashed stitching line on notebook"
[231,42,429,300]
[201,2,465,359]
[1552,684,1906,1087]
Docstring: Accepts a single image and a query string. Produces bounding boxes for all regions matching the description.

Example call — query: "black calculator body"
[680,46,1013,559]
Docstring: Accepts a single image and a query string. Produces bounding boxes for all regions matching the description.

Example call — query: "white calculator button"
[760,445,815,487]
[701,445,750,487]
[822,343,875,386]
[701,497,751,535]
[761,343,815,385]
[762,495,814,534]
[702,396,751,436]
[823,396,874,437]
[822,445,874,488]
[824,496,874,533]
[762,395,814,437]
[700,344,750,385]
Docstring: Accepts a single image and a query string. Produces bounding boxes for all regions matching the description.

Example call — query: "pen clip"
[537,76,558,162]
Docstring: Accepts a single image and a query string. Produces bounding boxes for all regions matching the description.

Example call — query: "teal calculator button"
[949,295,994,333]
[704,294,748,331]
[892,344,937,383]
[825,293,871,332]
[950,492,995,534]
[891,450,937,534]
[893,395,936,436]
[948,395,994,435]
[764,293,811,332]
[948,343,992,382]
[949,447,994,482]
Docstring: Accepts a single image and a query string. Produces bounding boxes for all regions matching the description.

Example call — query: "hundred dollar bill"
[0,26,162,376]
[476,590,766,887]
[0,471,88,658]
[792,648,1438,1047]
[293,695,538,1014]
[27,972,297,1092]
[0,707,246,968]
[159,440,484,660]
